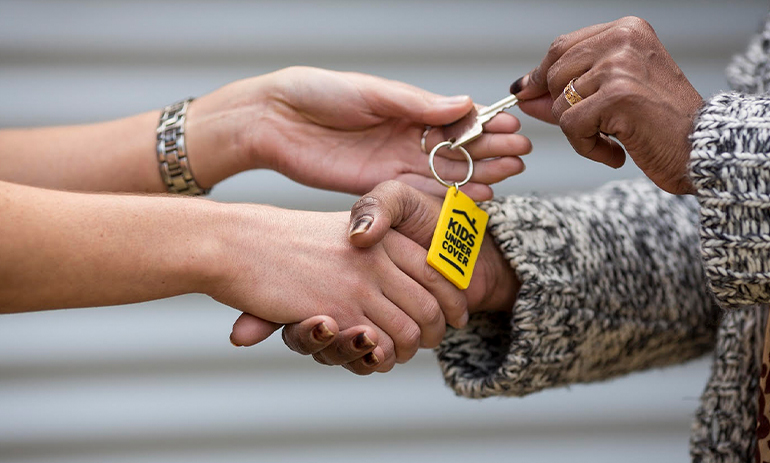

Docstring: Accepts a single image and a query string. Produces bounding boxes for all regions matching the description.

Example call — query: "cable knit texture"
[687,91,770,461]
[436,13,770,463]
[691,93,770,309]
[436,180,719,399]
[689,308,762,463]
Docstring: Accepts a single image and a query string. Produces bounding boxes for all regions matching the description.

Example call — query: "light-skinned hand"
[231,181,519,374]
[221,203,468,372]
[189,66,531,200]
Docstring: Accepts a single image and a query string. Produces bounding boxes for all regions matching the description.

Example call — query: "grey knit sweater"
[436,15,770,463]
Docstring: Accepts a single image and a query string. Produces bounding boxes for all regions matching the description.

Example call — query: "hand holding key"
[508,17,702,195]
[231,66,531,201]
[228,79,530,370]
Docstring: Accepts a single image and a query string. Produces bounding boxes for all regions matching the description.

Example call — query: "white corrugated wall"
[1,1,766,462]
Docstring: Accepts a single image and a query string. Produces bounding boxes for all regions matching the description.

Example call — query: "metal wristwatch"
[156,98,210,196]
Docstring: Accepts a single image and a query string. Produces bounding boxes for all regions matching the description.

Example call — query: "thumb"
[419,93,475,126]
[348,180,442,250]
[366,77,474,126]
[230,313,281,347]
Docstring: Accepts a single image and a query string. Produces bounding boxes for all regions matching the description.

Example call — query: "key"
[443,94,519,150]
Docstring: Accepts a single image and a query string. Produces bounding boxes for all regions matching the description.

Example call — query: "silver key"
[444,94,519,150]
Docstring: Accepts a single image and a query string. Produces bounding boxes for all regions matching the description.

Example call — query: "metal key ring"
[428,141,474,189]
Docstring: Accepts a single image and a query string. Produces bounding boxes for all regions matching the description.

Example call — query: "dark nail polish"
[362,352,380,367]
[349,215,373,237]
[311,322,334,343]
[353,333,375,351]
[510,76,525,94]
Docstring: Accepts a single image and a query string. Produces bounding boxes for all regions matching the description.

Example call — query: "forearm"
[0,113,163,192]
[0,79,266,193]
[0,180,229,312]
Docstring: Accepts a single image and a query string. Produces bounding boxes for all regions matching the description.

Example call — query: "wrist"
[156,198,237,298]
[183,76,275,188]
[469,234,519,314]
[197,201,281,305]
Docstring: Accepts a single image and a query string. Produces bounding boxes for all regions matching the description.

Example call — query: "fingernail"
[230,335,241,348]
[349,215,373,237]
[353,333,375,351]
[440,95,471,105]
[363,352,380,367]
[510,75,527,94]
[311,322,334,343]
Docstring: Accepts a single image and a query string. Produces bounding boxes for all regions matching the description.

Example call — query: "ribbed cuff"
[436,180,717,399]
[690,92,770,309]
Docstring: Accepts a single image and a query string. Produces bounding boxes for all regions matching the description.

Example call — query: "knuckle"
[422,262,442,285]
[619,16,652,32]
[347,277,374,302]
[380,179,409,197]
[405,325,422,348]
[611,24,636,45]
[558,111,581,138]
[281,327,308,355]
[421,296,443,327]
[609,48,640,70]
[529,67,544,87]
[547,34,569,59]
[396,323,421,360]
[604,78,637,103]
[376,356,396,373]
[350,194,381,218]
[546,63,558,84]
[546,66,564,98]
[595,60,618,81]
[604,116,633,140]
[611,17,654,46]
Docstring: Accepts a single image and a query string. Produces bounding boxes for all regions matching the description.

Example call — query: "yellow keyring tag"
[426,142,488,290]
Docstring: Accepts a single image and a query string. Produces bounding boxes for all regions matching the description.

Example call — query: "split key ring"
[428,141,474,190]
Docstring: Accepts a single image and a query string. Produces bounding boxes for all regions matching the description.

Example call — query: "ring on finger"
[563,77,583,107]
[421,125,433,154]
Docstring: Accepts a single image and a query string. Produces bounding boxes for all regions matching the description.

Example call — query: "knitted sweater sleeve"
[690,92,770,309]
[435,179,719,399]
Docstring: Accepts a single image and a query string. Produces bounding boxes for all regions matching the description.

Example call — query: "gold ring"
[563,77,583,107]
[420,126,433,154]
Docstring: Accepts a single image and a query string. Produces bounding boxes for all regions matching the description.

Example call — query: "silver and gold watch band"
[156,98,210,196]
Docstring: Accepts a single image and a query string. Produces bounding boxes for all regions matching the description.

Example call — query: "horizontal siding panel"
[0,0,763,61]
[1,297,710,463]
[1,1,760,462]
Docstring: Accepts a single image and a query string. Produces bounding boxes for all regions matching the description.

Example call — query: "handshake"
[0,66,527,375]
[226,180,520,375]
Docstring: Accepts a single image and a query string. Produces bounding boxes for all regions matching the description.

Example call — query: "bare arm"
[0,92,251,193]
[0,180,226,311]
[0,67,529,199]
[0,179,468,370]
